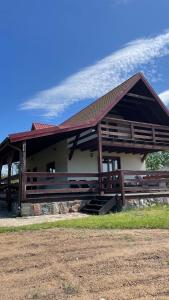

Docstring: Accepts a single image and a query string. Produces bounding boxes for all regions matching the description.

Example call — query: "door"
[102,157,121,191]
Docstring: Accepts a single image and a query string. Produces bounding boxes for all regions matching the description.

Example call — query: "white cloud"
[159,89,169,105]
[20,30,169,118]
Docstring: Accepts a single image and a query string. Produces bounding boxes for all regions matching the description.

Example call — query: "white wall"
[27,140,68,172]
[27,139,145,173]
[68,149,98,173]
[68,149,145,173]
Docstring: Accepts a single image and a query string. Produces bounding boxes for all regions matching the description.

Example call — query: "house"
[1,72,169,216]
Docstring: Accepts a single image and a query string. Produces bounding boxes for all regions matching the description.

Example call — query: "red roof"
[9,123,92,143]
[31,122,56,130]
[5,72,169,144]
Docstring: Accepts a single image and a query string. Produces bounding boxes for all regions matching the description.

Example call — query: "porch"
[1,170,169,214]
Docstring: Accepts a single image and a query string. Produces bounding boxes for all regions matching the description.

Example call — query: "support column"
[97,123,103,195]
[119,170,125,208]
[0,162,2,182]
[20,141,27,204]
[0,161,2,201]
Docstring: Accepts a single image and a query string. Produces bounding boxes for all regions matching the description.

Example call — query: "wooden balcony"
[101,117,169,151]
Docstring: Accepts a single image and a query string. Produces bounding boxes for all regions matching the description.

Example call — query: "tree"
[146,151,169,170]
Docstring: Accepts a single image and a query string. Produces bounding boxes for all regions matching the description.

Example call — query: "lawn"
[0,205,169,233]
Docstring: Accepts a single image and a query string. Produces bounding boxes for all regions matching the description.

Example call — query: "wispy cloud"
[20,30,169,118]
[113,0,134,4]
[159,89,169,105]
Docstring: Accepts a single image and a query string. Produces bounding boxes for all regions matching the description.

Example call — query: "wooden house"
[1,72,169,216]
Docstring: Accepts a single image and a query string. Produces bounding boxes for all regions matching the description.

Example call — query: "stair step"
[81,208,99,214]
[86,204,102,208]
[85,204,102,210]
[80,195,118,215]
[90,200,107,205]
[96,196,112,200]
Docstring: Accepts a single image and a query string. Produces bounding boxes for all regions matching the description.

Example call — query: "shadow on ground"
[0,200,13,218]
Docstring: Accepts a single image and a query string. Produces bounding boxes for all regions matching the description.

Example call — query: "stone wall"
[126,197,169,209]
[20,199,88,217]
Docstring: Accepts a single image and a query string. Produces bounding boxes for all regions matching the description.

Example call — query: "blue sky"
[1,0,169,140]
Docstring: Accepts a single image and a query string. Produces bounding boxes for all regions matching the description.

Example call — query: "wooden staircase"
[81,195,119,215]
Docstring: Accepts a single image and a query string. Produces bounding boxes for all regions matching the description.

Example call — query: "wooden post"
[131,123,135,141]
[20,141,27,203]
[69,133,80,160]
[0,162,2,182]
[0,161,2,199]
[97,124,103,195]
[119,170,125,207]
[152,126,156,144]
[141,153,148,162]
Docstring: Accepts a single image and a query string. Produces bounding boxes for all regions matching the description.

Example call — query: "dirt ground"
[0,212,88,227]
[0,229,169,300]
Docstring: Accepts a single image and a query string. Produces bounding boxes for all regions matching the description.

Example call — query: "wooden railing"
[101,117,169,148]
[23,172,99,201]
[100,170,169,205]
[0,175,19,202]
[122,170,169,194]
[2,171,169,205]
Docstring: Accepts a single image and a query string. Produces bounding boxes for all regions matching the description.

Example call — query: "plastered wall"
[27,140,146,173]
[27,140,68,172]
[68,149,145,172]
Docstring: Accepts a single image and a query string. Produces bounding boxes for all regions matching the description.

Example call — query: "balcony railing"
[101,117,169,149]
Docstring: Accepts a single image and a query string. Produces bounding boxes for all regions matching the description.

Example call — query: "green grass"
[0,205,169,234]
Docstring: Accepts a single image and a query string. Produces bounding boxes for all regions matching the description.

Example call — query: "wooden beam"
[141,153,148,162]
[0,162,2,191]
[20,141,27,203]
[102,140,169,151]
[97,123,103,194]
[126,93,155,101]
[119,170,125,207]
[69,133,80,160]
[131,123,134,140]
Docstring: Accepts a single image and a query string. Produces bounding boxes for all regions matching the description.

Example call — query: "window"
[46,161,55,173]
[102,157,121,172]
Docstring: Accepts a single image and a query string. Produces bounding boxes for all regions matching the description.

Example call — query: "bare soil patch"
[0,229,169,300]
[0,212,87,227]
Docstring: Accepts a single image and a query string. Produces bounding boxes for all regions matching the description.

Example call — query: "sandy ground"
[0,212,88,227]
[0,229,169,300]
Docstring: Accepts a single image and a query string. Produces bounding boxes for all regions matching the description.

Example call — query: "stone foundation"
[20,200,88,217]
[126,197,169,209]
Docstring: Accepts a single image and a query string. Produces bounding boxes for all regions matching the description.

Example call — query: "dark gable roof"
[6,72,169,143]
[61,72,168,126]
